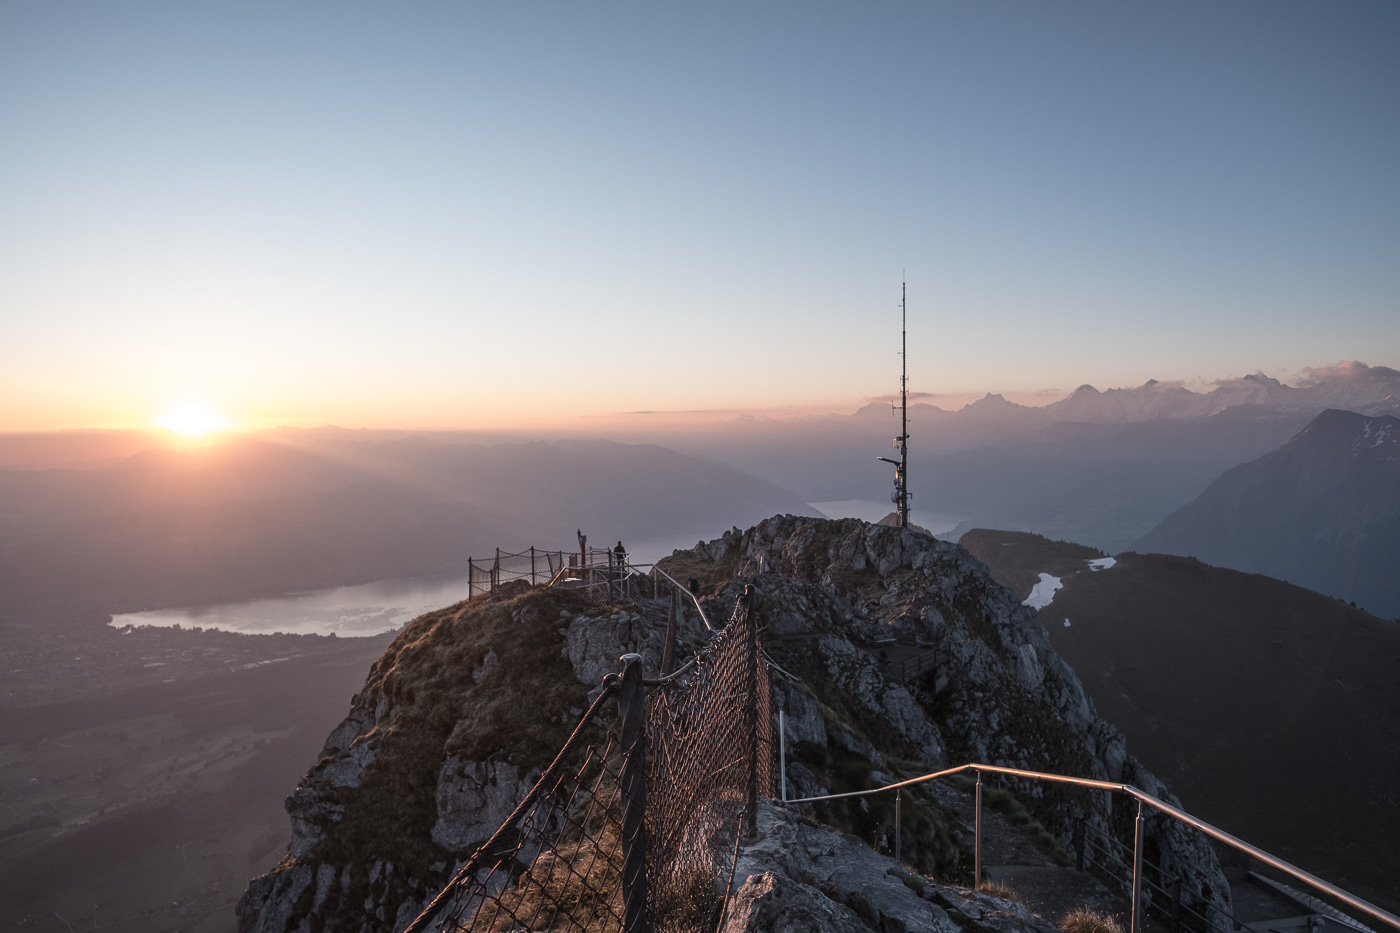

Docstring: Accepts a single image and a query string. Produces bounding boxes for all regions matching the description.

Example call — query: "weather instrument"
[877,283,911,528]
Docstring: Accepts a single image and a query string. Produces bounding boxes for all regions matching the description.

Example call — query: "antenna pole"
[877,282,911,529]
[898,282,909,528]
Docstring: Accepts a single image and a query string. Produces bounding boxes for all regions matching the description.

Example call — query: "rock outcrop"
[694,516,1230,922]
[723,799,1056,933]
[237,515,1230,932]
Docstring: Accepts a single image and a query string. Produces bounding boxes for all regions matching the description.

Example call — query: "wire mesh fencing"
[407,590,772,933]
[467,547,572,599]
[469,546,648,602]
[405,682,631,933]
[647,593,773,932]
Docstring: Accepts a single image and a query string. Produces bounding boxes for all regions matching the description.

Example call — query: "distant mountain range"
[3,361,1395,612]
[1134,409,1400,618]
[634,362,1400,552]
[960,528,1400,913]
[853,361,1400,448]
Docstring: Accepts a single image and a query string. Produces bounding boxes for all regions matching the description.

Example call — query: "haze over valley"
[4,358,1400,930]
[4,2,1399,930]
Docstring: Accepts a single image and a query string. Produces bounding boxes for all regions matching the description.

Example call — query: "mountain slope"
[962,529,1400,913]
[238,516,1228,932]
[1134,409,1400,617]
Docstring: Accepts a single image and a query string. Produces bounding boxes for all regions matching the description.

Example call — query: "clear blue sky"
[2,2,1396,430]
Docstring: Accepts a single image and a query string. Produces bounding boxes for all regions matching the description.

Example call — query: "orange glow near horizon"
[155,403,232,438]
[6,386,1077,435]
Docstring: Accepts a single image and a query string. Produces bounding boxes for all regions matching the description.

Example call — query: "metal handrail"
[1077,816,1239,933]
[785,762,1400,933]
[633,562,715,632]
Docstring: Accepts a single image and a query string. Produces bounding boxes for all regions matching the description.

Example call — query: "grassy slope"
[963,529,1400,915]
[958,529,1106,600]
[288,587,611,923]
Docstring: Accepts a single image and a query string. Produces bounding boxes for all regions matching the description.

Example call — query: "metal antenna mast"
[878,282,910,528]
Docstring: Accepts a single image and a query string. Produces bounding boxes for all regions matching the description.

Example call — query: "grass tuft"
[1061,907,1125,933]
[976,878,1028,905]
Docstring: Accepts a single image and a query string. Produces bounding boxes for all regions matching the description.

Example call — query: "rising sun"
[156,403,231,437]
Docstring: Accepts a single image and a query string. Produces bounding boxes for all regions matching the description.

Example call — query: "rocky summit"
[237,514,1229,933]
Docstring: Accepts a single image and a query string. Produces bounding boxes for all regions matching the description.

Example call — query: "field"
[0,624,392,933]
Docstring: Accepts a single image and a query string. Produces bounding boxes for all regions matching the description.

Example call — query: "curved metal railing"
[786,762,1400,933]
[633,562,715,631]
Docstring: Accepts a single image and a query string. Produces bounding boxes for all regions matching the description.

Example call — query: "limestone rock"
[722,800,1051,933]
[430,757,539,853]
[471,649,497,684]
[720,871,872,933]
[563,607,671,687]
[237,863,315,933]
[711,514,1232,922]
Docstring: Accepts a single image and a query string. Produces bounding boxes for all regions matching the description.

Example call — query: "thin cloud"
[1297,361,1400,386]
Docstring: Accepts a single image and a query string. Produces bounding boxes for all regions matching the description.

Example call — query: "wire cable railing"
[1073,813,1238,933]
[636,563,715,632]
[785,763,1400,933]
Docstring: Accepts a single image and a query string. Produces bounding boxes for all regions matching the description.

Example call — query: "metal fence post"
[1074,816,1086,871]
[974,770,983,886]
[617,653,651,933]
[1131,800,1145,933]
[530,546,537,586]
[744,591,759,839]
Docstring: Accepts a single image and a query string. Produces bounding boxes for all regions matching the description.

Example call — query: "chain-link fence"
[469,546,651,603]
[647,594,773,932]
[466,548,572,599]
[406,591,772,933]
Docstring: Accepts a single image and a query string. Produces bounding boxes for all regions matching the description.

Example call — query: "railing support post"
[617,653,651,933]
[974,770,983,886]
[1074,816,1086,872]
[660,590,677,677]
[1131,799,1146,933]
[779,707,787,804]
[895,788,902,864]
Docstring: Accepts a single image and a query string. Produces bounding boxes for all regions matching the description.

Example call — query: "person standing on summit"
[610,541,627,596]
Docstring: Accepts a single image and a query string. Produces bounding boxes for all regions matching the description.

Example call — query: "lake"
[105,532,708,638]
[106,515,958,639]
[109,575,474,638]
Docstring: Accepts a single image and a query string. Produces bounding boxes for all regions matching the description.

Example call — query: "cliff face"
[237,515,1228,932]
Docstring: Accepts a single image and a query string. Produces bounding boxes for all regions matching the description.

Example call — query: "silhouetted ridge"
[1135,409,1400,616]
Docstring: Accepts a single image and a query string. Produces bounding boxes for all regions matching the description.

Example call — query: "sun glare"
[156,404,231,437]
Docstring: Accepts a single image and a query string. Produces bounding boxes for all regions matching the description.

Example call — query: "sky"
[2,2,1397,432]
